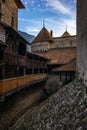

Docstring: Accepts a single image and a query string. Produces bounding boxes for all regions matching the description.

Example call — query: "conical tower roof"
[61,31,71,38]
[32,27,53,43]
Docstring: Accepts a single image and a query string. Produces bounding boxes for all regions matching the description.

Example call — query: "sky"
[18,0,76,37]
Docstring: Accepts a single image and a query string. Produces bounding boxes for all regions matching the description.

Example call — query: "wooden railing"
[0,74,47,95]
[4,52,27,66]
[4,52,17,65]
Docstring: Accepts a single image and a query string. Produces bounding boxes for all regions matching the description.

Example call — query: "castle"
[31,26,77,81]
[0,0,78,84]
[31,26,76,56]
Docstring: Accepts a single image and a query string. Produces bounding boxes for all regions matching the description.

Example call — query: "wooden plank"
[1,78,17,94]
[0,80,2,94]
[0,74,47,95]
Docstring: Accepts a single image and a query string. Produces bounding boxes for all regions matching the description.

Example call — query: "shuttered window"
[11,17,14,27]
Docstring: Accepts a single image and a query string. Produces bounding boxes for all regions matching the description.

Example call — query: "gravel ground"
[10,78,87,130]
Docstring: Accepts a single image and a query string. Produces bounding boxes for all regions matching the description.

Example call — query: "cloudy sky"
[18,0,76,37]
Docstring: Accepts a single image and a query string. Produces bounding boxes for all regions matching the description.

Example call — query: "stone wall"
[52,36,76,49]
[31,41,49,55]
[77,0,87,85]
[32,35,77,56]
[1,0,18,31]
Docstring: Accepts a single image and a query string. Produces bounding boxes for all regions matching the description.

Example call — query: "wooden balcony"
[4,52,27,66]
[4,52,17,65]
[0,74,47,95]
[18,55,27,66]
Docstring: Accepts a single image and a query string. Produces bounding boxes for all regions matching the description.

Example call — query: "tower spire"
[66,25,67,31]
[43,19,45,27]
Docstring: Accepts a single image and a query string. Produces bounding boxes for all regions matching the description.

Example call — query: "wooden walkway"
[0,74,47,101]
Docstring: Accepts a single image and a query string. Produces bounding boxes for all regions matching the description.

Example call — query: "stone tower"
[0,0,24,31]
[77,0,87,85]
[31,27,53,55]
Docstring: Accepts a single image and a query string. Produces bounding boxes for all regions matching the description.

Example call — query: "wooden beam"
[14,0,25,8]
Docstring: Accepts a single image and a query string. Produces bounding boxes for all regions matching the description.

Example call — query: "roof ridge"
[32,27,53,43]
[61,30,71,38]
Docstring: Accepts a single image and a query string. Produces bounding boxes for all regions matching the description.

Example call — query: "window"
[0,48,3,61]
[7,37,17,53]
[11,17,14,27]
[2,0,5,3]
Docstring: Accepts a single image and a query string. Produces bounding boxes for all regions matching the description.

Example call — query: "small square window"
[11,17,14,27]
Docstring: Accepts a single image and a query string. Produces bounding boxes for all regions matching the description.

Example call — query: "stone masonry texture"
[1,0,18,31]
[77,0,87,85]
[11,78,87,130]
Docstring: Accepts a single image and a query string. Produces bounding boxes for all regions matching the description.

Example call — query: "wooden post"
[24,67,26,75]
[65,72,67,81]
[38,61,40,74]
[32,61,34,74]
[60,72,61,81]
[2,63,5,79]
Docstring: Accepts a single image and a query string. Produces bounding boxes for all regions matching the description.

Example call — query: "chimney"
[50,30,53,37]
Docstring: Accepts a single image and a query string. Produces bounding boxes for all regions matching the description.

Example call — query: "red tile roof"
[52,58,76,72]
[32,27,53,43]
[61,31,71,38]
[27,52,50,61]
[44,47,76,65]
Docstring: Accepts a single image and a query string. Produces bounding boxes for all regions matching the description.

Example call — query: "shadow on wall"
[45,74,75,94]
[44,75,63,95]
[40,75,74,102]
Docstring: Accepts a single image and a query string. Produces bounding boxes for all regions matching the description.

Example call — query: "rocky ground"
[10,78,87,130]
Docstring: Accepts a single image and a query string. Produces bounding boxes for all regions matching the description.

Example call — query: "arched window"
[7,36,17,53]
[18,41,26,56]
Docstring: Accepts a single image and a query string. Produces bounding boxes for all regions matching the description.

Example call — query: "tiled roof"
[14,0,25,8]
[44,47,76,65]
[0,22,30,45]
[27,52,50,61]
[32,27,53,43]
[52,58,76,72]
[61,31,71,38]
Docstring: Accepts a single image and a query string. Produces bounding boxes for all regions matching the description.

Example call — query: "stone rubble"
[12,78,87,130]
